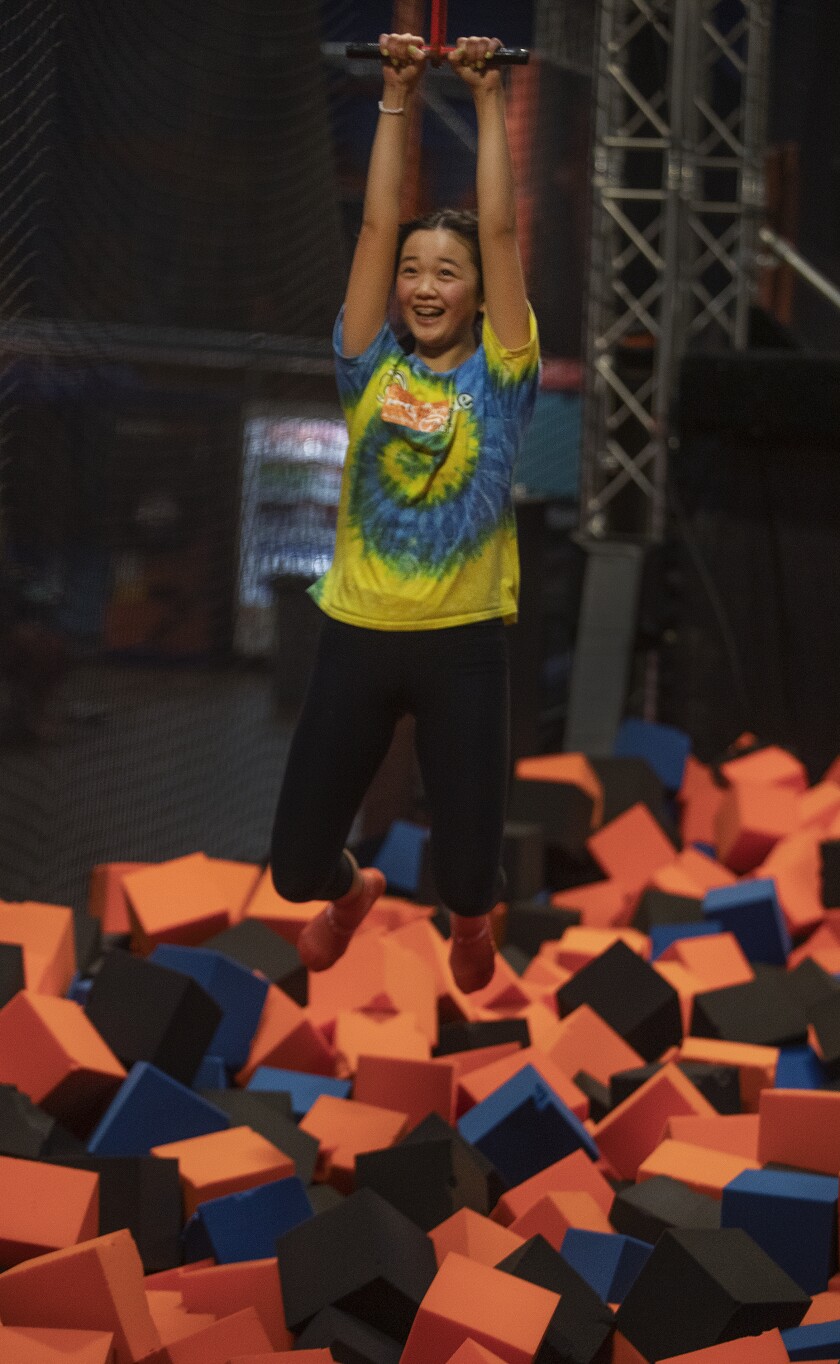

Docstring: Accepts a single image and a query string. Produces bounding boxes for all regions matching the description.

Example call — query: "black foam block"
[53,1153,182,1272]
[557,941,682,1062]
[0,943,25,1009]
[615,1227,810,1361]
[508,780,594,860]
[501,822,547,901]
[84,948,223,1086]
[403,1112,507,1209]
[73,912,102,975]
[632,888,703,933]
[0,1085,66,1159]
[293,1305,402,1364]
[807,992,840,1074]
[434,1018,530,1055]
[505,900,580,958]
[502,943,532,975]
[200,1088,317,1183]
[275,1187,437,1342]
[497,1235,615,1364]
[609,1062,740,1115]
[819,838,840,908]
[783,957,840,1016]
[308,1183,346,1215]
[572,1071,612,1124]
[691,975,808,1047]
[356,1138,490,1231]
[588,756,673,836]
[202,917,307,1004]
[609,1175,720,1244]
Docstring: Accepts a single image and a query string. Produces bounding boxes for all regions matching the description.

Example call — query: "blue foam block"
[150,944,269,1070]
[246,1066,351,1118]
[67,974,93,1006]
[372,820,429,894]
[702,877,792,966]
[649,919,723,960]
[87,1061,231,1156]
[182,1175,314,1263]
[457,1064,599,1187]
[192,1054,229,1090]
[560,1228,652,1303]
[614,718,692,793]
[775,1046,831,1090]
[722,1167,838,1294]
[781,1319,840,1359]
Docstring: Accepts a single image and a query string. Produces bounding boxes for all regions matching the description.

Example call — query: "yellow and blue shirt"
[309,305,540,630]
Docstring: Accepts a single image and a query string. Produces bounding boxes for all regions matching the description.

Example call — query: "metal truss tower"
[580,0,772,542]
[564,0,771,751]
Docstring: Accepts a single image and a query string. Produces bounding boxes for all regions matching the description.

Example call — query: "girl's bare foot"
[297,866,387,971]
[449,912,496,993]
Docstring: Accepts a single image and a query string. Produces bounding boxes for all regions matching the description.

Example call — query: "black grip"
[345,43,530,65]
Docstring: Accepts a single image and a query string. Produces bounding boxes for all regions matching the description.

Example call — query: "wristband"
[378,100,406,115]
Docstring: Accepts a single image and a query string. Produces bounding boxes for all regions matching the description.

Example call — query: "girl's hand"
[448,36,503,92]
[379,32,427,94]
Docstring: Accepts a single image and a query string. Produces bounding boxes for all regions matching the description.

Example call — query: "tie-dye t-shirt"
[308,305,540,630]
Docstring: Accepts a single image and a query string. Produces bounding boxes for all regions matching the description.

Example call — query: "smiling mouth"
[413,307,444,321]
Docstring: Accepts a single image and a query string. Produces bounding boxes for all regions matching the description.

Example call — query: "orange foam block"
[802,1290,840,1324]
[653,959,702,1035]
[439,1042,523,1085]
[400,1251,560,1364]
[714,782,799,873]
[594,1063,716,1182]
[299,1095,408,1193]
[443,1345,510,1364]
[637,1138,760,1198]
[0,990,125,1135]
[177,1257,292,1351]
[761,833,827,937]
[151,1125,295,1219]
[658,932,753,990]
[509,1190,613,1249]
[429,1208,525,1268]
[546,1003,645,1088]
[144,1289,215,1346]
[758,1087,840,1174]
[204,856,263,924]
[587,803,678,897]
[235,984,336,1085]
[0,1325,116,1363]
[354,1054,455,1127]
[89,862,150,935]
[678,1036,777,1111]
[455,1046,587,1121]
[649,847,736,898]
[456,954,537,1019]
[0,1154,99,1267]
[387,918,463,1008]
[678,756,726,848]
[788,921,840,973]
[798,781,840,831]
[663,1113,760,1161]
[516,1003,564,1054]
[514,752,604,828]
[551,880,632,929]
[543,926,651,975]
[333,1011,432,1078]
[0,1229,160,1364]
[244,868,325,945]
[491,1148,615,1226]
[306,934,438,1046]
[359,895,435,935]
[720,744,809,793]
[122,852,235,952]
[0,898,76,996]
[657,1327,790,1361]
[163,1307,274,1363]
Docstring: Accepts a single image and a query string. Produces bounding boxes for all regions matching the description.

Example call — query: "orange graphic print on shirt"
[381,380,452,434]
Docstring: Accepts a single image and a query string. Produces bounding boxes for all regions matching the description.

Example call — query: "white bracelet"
[378,100,406,115]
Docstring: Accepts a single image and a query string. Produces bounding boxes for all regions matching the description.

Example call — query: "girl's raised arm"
[450,37,531,352]
[341,33,427,358]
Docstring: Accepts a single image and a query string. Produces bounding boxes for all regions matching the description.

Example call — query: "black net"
[0,0,591,912]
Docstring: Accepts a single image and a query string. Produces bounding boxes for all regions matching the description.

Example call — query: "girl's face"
[396,228,483,368]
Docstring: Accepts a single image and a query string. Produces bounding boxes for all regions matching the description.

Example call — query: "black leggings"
[270,615,510,917]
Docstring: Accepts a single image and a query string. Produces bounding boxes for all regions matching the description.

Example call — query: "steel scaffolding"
[580,0,772,543]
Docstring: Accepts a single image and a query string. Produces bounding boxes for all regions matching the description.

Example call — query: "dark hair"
[396,208,483,293]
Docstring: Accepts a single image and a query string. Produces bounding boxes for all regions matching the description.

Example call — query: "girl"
[270,33,540,993]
